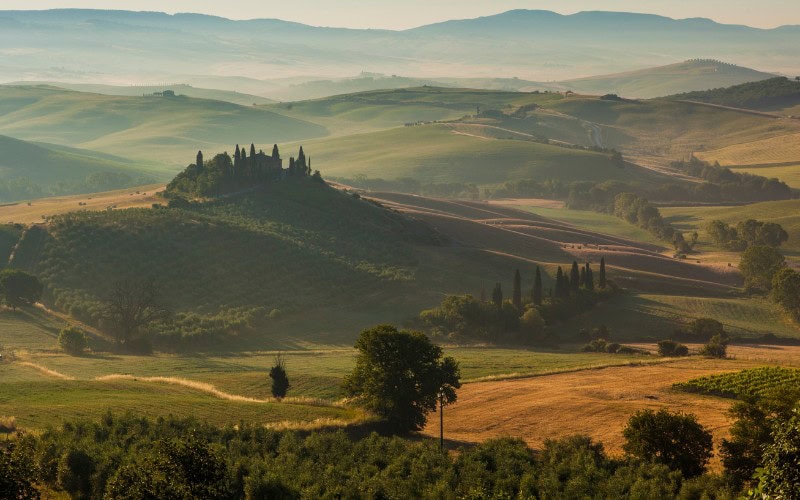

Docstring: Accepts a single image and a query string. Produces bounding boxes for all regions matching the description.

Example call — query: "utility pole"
[439,390,444,450]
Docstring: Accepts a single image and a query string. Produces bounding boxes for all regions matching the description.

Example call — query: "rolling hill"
[670,77,800,112]
[7,82,276,106]
[0,134,165,202]
[0,9,797,86]
[0,85,327,166]
[300,124,650,187]
[560,60,775,99]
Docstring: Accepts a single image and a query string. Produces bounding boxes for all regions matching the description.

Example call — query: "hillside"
[670,77,800,112]
[560,60,775,99]
[0,85,327,166]
[301,124,652,187]
[0,135,165,202]
[267,86,564,136]
[9,82,276,106]
[0,9,797,85]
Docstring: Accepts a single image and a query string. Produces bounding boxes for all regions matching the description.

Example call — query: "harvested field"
[422,346,800,463]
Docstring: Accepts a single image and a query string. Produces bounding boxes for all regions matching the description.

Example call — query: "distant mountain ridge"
[0,9,796,87]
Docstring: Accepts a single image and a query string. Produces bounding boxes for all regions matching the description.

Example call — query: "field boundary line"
[17,361,75,380]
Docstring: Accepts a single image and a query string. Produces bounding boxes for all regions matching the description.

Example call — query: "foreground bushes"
[7,413,742,499]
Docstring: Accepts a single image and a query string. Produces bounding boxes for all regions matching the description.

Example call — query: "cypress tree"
[250,143,256,158]
[599,257,607,289]
[563,274,571,298]
[532,266,543,306]
[580,267,586,287]
[570,261,580,295]
[491,282,503,309]
[234,144,241,167]
[512,269,522,312]
[555,267,564,299]
[272,144,280,159]
[586,264,595,290]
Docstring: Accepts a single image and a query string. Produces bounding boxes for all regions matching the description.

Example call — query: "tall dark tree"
[555,266,566,299]
[579,267,586,287]
[0,269,42,310]
[599,257,607,289]
[570,261,580,295]
[512,269,522,312]
[249,143,256,158]
[269,354,290,399]
[491,282,503,309]
[343,325,461,433]
[234,144,241,168]
[585,263,595,291]
[196,150,203,170]
[532,266,543,306]
[272,144,280,159]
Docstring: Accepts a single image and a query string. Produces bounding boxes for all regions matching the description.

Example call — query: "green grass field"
[559,293,799,340]
[661,200,800,255]
[0,86,327,166]
[300,124,644,186]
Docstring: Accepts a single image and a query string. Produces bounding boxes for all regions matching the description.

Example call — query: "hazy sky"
[2,0,799,29]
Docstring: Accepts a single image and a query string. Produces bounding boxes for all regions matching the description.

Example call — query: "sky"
[1,0,799,30]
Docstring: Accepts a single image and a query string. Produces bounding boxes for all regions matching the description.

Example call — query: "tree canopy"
[343,324,461,433]
[0,269,42,310]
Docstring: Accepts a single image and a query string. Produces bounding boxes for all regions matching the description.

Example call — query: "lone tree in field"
[599,257,607,288]
[344,324,461,433]
[491,282,503,309]
[103,279,170,346]
[512,269,522,312]
[0,269,42,311]
[771,268,800,320]
[58,326,88,355]
[532,266,543,306]
[269,354,290,399]
[623,409,713,478]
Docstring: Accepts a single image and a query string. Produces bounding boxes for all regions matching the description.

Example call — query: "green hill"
[8,82,276,107]
[670,77,800,112]
[0,86,327,166]
[561,60,775,99]
[298,124,644,187]
[10,179,562,346]
[0,135,165,202]
[267,86,564,136]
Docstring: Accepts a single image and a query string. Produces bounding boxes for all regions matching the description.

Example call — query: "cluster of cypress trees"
[553,257,606,300]
[498,257,608,313]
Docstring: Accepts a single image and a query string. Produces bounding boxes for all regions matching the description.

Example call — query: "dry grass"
[422,345,800,467]
[0,184,165,224]
[696,133,800,166]
[16,361,75,380]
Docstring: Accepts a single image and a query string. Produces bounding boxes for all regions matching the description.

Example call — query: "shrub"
[269,354,290,400]
[58,326,88,355]
[605,343,621,354]
[658,339,689,357]
[623,409,713,478]
[582,339,608,353]
[699,334,728,358]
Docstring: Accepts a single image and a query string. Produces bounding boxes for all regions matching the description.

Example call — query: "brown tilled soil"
[422,345,800,465]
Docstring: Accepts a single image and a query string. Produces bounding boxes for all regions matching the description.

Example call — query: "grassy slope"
[661,200,800,256]
[547,97,800,157]
[13,82,276,106]
[0,134,166,183]
[561,60,775,99]
[696,132,800,166]
[267,87,564,136]
[302,124,641,186]
[13,180,564,343]
[0,86,327,166]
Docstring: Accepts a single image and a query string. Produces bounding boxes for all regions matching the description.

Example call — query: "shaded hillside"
[561,60,775,99]
[0,86,327,165]
[11,179,566,344]
[0,135,162,202]
[670,77,800,112]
